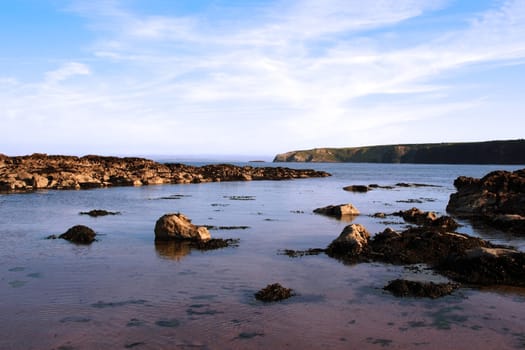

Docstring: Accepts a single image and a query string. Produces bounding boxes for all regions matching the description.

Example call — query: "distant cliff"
[273,140,525,164]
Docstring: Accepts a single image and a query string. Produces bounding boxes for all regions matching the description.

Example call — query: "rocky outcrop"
[274,139,525,164]
[313,203,360,217]
[446,169,525,233]
[154,213,211,241]
[79,209,120,217]
[0,154,330,192]
[325,224,525,287]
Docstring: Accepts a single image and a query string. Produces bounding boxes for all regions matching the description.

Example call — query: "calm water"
[1,163,524,349]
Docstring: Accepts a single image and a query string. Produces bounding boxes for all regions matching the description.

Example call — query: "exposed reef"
[0,153,330,192]
[274,139,525,164]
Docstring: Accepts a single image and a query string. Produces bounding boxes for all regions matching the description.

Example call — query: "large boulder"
[326,224,370,257]
[314,203,360,217]
[447,169,525,233]
[154,213,211,241]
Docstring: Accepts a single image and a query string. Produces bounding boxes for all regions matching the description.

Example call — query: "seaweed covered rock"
[313,203,360,218]
[154,213,211,241]
[58,225,97,244]
[384,279,459,298]
[255,283,294,302]
[436,247,525,286]
[447,169,525,233]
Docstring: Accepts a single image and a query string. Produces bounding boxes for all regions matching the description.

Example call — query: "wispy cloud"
[1,0,524,155]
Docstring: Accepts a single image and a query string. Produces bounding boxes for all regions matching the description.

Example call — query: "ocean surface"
[1,162,524,349]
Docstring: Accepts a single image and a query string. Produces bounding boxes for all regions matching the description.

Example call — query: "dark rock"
[372,212,387,218]
[343,185,369,192]
[255,283,294,302]
[79,209,120,217]
[313,203,360,217]
[447,168,525,233]
[436,247,525,286]
[58,225,97,244]
[384,279,459,298]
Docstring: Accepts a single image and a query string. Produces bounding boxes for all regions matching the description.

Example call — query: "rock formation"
[446,169,525,233]
[326,224,370,256]
[0,154,330,192]
[154,213,211,241]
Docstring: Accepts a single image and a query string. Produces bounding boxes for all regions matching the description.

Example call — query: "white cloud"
[1,0,524,155]
[44,62,91,83]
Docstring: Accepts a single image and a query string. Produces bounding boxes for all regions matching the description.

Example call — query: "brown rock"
[314,203,360,217]
[154,213,211,241]
[326,224,370,257]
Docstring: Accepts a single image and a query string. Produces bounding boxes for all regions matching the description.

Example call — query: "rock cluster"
[0,154,330,192]
[447,169,525,233]
[393,207,458,231]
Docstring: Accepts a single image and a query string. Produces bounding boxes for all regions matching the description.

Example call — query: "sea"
[1,162,524,349]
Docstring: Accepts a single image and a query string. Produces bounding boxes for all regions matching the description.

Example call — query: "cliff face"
[273,140,525,164]
[0,154,330,192]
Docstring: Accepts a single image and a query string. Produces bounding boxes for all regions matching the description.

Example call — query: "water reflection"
[154,241,191,261]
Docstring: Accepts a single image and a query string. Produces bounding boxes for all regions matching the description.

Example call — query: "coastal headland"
[273,139,525,164]
[0,153,330,192]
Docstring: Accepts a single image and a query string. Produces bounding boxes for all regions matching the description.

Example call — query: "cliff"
[273,140,525,164]
[0,154,330,192]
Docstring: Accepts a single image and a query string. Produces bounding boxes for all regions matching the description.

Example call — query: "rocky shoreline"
[0,153,330,192]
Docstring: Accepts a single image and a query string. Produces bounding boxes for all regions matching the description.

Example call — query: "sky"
[1,0,524,158]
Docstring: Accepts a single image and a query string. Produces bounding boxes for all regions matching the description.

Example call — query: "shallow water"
[1,163,524,349]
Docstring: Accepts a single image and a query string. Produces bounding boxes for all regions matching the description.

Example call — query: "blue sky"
[1,0,524,158]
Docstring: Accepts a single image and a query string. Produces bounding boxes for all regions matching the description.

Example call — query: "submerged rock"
[313,203,360,218]
[154,213,211,241]
[343,185,369,193]
[384,279,459,298]
[57,225,97,244]
[255,283,294,302]
[79,209,120,217]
